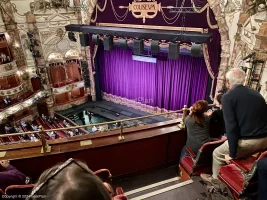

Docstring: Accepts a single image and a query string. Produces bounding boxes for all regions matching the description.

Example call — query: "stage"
[57,100,169,131]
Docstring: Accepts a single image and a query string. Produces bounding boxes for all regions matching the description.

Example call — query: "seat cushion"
[180,156,194,174]
[219,164,244,194]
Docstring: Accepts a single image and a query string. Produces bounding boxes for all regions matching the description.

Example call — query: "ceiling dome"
[65,49,80,60]
[47,52,63,63]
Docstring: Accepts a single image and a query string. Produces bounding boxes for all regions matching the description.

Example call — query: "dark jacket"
[222,85,267,158]
[184,115,210,154]
[210,109,225,137]
[0,165,26,191]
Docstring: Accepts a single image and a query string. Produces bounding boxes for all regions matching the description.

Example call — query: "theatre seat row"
[179,137,267,199]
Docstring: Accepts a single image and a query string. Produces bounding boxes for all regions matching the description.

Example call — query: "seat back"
[244,151,267,187]
[0,188,4,200]
[114,194,128,200]
[5,184,35,199]
[193,138,227,170]
[94,169,112,182]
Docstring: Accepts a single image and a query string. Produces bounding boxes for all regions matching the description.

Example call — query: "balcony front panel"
[53,80,84,94]
[0,61,18,77]
[0,84,23,97]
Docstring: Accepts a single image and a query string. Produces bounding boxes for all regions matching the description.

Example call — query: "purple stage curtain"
[99,47,209,110]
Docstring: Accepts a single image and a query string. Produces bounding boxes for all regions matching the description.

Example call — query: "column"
[25,8,55,117]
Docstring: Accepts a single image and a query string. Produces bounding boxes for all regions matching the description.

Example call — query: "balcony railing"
[0,61,18,77]
[52,80,84,94]
[0,91,48,123]
[0,83,23,97]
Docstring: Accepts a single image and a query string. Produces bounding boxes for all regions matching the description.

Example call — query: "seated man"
[0,160,26,191]
[201,68,267,183]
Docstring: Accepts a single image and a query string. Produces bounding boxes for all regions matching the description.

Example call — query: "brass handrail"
[0,103,214,138]
[0,108,184,137]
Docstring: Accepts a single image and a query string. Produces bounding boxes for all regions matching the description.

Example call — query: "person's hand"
[206,109,213,116]
[225,154,233,164]
[0,160,10,168]
[189,106,193,115]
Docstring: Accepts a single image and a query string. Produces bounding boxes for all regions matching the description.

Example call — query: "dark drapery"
[99,47,209,110]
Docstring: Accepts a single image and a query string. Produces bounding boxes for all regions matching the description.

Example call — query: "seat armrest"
[186,147,196,158]
[230,160,250,173]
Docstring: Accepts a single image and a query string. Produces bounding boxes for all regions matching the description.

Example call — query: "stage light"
[151,40,160,53]
[133,39,144,55]
[168,43,180,59]
[68,32,76,42]
[79,33,90,47]
[104,36,113,50]
[191,43,202,57]
[119,38,128,50]
[92,34,99,45]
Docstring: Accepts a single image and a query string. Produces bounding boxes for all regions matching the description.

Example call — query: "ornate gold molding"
[0,84,23,97]
[0,61,18,78]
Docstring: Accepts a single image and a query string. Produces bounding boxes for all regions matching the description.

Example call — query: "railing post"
[39,126,51,154]
[118,121,125,141]
[178,105,188,129]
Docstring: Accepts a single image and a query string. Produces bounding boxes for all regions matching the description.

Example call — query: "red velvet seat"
[179,137,227,180]
[218,151,267,199]
[5,184,35,199]
[94,169,112,182]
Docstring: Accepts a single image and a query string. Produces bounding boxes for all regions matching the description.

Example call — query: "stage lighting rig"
[68,32,77,42]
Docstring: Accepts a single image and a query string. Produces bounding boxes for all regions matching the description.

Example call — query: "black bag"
[197,179,234,200]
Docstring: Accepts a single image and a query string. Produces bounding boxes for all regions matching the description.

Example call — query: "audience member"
[209,93,225,138]
[26,158,113,200]
[201,68,267,183]
[180,100,210,160]
[49,131,56,139]
[5,125,12,131]
[92,126,98,133]
[0,160,26,191]
[257,156,267,200]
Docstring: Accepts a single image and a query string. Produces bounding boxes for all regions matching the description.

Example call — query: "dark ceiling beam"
[65,24,212,44]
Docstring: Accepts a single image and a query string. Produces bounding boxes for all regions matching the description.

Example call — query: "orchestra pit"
[0,0,267,199]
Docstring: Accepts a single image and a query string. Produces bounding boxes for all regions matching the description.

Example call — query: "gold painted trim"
[0,151,6,157]
[97,23,203,33]
[80,140,93,146]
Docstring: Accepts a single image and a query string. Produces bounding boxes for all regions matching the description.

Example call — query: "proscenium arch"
[84,0,230,99]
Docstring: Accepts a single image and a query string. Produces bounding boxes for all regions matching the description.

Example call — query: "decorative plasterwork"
[0,84,23,97]
[0,61,18,77]
[0,91,46,123]
[53,81,84,94]
[47,52,64,63]
[65,49,80,59]
[53,94,88,111]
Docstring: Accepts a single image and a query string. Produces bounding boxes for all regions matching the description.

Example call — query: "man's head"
[225,68,246,89]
